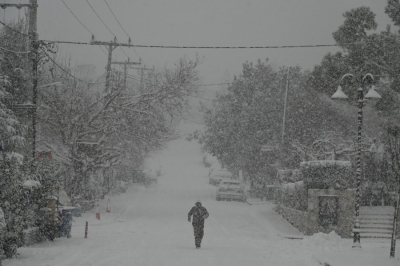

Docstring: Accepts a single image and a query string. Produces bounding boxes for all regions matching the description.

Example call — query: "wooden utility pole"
[29,0,38,158]
[131,66,152,94]
[90,36,148,92]
[104,40,118,94]
[91,38,141,94]
[111,58,141,90]
[281,67,290,143]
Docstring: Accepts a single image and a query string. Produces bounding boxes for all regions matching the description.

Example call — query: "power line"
[0,46,30,54]
[112,69,213,101]
[120,46,130,58]
[40,40,342,49]
[60,0,107,56]
[198,82,230,86]
[61,0,93,36]
[121,69,227,90]
[84,0,141,64]
[0,20,29,37]
[44,52,107,85]
[104,0,128,38]
[86,0,115,38]
[104,0,141,60]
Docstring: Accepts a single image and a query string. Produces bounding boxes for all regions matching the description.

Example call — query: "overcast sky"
[0,0,395,88]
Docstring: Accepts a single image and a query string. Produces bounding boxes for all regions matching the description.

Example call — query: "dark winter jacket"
[188,205,209,227]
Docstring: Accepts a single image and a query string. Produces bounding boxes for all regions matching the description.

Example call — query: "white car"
[143,170,158,187]
[216,180,246,202]
[209,169,232,186]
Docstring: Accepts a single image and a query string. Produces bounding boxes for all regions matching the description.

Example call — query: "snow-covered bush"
[0,155,28,258]
[301,160,353,190]
[22,158,62,243]
[202,152,219,168]
[280,181,307,211]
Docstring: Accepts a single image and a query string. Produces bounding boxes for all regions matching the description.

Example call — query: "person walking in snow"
[188,201,209,249]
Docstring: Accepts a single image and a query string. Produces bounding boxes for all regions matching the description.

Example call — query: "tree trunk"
[390,175,400,258]
[388,125,400,258]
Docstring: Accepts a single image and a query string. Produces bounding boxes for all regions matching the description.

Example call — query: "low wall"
[277,189,355,238]
[308,189,354,238]
[277,206,309,235]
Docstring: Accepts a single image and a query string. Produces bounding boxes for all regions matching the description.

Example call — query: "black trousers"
[193,225,204,247]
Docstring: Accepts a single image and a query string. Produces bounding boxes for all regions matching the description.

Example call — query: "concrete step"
[359,216,393,221]
[360,207,394,211]
[359,228,392,234]
[360,225,392,230]
[360,233,392,239]
[360,212,393,216]
[360,219,392,224]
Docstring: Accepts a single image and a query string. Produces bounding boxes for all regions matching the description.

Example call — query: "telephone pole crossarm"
[90,40,135,48]
[111,58,141,90]
[0,4,37,9]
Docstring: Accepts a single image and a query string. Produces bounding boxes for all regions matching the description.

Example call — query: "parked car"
[209,169,232,186]
[143,170,158,188]
[216,179,246,202]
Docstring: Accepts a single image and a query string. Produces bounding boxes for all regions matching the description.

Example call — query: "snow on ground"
[4,122,400,266]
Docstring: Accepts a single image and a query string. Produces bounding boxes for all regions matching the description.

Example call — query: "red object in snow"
[85,221,88,238]
[106,199,110,213]
[36,150,52,159]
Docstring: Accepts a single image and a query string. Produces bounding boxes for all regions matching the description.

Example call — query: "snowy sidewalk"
[246,198,271,205]
[314,240,400,266]
[3,131,400,266]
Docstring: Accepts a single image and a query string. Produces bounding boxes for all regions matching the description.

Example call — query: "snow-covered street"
[2,1,400,265]
[3,128,400,266]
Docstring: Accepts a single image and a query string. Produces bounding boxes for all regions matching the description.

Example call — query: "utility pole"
[104,39,118,94]
[281,67,290,143]
[111,58,141,90]
[29,0,38,158]
[131,66,152,94]
[91,37,140,94]
[1,1,38,158]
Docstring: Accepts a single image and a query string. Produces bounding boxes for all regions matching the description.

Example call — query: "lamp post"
[331,72,381,248]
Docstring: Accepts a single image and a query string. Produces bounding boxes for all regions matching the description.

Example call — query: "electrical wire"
[120,46,130,58]
[40,39,342,49]
[0,20,29,37]
[104,0,141,61]
[112,69,213,101]
[44,52,107,85]
[104,0,128,38]
[116,69,228,90]
[198,82,230,86]
[86,0,115,38]
[0,46,30,54]
[60,0,107,56]
[61,0,93,37]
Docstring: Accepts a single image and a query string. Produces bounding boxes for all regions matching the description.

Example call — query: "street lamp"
[331,73,381,248]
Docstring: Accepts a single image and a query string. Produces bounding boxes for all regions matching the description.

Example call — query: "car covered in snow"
[143,170,158,187]
[209,169,232,186]
[216,179,246,202]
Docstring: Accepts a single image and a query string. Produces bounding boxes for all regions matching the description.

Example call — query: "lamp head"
[364,85,381,99]
[331,85,348,99]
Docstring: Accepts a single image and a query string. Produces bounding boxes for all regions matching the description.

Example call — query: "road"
[5,137,322,266]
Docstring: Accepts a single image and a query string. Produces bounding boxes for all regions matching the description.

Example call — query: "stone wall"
[277,205,309,235]
[307,189,355,238]
[277,188,355,238]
